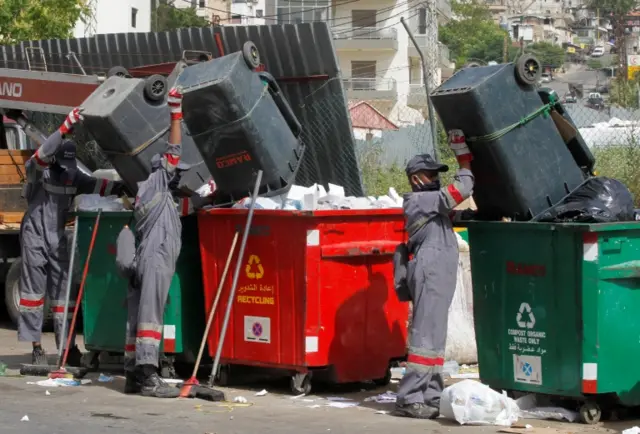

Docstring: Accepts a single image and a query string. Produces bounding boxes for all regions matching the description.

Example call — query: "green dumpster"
[468,220,640,423]
[76,211,206,376]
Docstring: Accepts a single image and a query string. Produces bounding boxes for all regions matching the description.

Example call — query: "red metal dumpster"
[198,208,409,394]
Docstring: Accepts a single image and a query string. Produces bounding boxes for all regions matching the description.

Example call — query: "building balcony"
[436,0,453,20]
[408,38,454,68]
[342,78,397,100]
[332,27,398,51]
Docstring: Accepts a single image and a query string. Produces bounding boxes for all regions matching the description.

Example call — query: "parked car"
[563,94,577,104]
[595,84,609,94]
[591,46,605,57]
[540,73,552,83]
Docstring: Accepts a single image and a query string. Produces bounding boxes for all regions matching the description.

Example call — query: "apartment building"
[172,0,232,24]
[74,0,151,37]
[258,0,453,112]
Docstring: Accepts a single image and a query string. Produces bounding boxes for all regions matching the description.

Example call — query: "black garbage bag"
[535,177,635,223]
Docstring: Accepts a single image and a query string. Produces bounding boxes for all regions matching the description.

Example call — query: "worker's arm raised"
[74,172,127,197]
[161,87,183,175]
[26,108,84,174]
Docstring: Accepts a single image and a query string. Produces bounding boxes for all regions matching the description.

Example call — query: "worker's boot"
[124,371,142,394]
[393,403,440,419]
[137,364,180,398]
[31,346,48,365]
[64,345,84,367]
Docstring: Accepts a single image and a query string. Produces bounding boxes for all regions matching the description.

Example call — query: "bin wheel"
[290,373,312,395]
[579,402,602,424]
[215,365,231,386]
[144,74,168,102]
[242,41,261,70]
[514,54,542,87]
[373,367,392,387]
[107,66,131,78]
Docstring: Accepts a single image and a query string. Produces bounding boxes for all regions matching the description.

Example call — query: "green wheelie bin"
[75,211,206,377]
[468,220,640,424]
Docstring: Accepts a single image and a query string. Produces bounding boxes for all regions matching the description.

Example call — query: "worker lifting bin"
[76,211,206,376]
[198,208,409,394]
[468,220,640,424]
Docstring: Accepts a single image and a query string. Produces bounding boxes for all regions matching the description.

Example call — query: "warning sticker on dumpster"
[513,354,542,385]
[244,316,271,344]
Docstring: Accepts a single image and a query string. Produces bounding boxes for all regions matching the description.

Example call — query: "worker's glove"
[167,87,183,121]
[448,129,473,164]
[59,107,84,135]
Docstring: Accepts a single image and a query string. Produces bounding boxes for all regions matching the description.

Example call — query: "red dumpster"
[198,208,409,394]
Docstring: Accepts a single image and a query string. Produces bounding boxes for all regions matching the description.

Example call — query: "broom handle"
[61,210,102,368]
[189,231,239,379]
[56,216,79,368]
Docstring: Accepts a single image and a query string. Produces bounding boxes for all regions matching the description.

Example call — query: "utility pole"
[400,16,440,161]
[503,34,509,63]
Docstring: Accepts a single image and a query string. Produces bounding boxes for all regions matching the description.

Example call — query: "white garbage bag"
[445,233,477,364]
[440,380,519,426]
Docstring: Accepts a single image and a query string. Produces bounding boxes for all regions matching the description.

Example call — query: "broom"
[179,230,239,397]
[49,210,102,379]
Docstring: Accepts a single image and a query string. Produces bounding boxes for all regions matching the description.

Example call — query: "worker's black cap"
[405,153,448,176]
[54,140,77,171]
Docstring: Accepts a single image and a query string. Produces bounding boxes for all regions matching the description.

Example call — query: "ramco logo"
[216,151,252,169]
[0,82,23,98]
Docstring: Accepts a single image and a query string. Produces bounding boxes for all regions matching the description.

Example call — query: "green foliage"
[587,59,603,69]
[0,0,90,43]
[593,141,640,204]
[439,0,511,67]
[527,42,566,68]
[152,2,210,32]
[609,75,640,108]
[584,0,638,16]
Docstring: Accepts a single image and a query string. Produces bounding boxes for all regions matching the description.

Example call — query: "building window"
[131,7,138,28]
[351,61,376,90]
[351,10,377,36]
[199,0,206,6]
[275,0,329,24]
[231,14,242,24]
[256,9,263,17]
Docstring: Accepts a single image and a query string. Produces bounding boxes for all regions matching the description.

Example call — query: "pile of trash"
[232,183,403,211]
[75,183,405,212]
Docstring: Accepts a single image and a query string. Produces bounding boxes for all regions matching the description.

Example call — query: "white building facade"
[74,0,151,38]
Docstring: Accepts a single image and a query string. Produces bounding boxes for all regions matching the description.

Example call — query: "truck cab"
[3,116,37,151]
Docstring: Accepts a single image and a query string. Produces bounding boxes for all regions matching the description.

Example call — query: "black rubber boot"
[31,346,48,365]
[64,345,84,367]
[124,371,142,394]
[393,403,440,419]
[137,365,180,398]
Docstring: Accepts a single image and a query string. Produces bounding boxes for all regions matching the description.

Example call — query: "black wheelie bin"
[430,55,588,221]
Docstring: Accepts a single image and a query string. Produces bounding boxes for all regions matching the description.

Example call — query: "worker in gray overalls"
[393,130,474,419]
[117,86,211,398]
[19,108,125,366]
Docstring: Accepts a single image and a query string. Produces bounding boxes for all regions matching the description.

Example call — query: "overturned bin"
[468,220,640,424]
[76,211,206,376]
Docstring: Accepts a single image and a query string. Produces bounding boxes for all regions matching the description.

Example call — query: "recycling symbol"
[245,254,264,280]
[516,302,535,329]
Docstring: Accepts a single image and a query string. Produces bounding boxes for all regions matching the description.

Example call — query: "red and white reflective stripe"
[163,325,176,353]
[137,329,162,340]
[20,297,45,308]
[583,232,599,262]
[33,150,48,168]
[51,304,76,314]
[407,354,445,366]
[124,344,136,353]
[447,184,464,204]
[582,363,597,393]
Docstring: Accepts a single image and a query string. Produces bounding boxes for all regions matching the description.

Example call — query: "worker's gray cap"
[405,153,449,176]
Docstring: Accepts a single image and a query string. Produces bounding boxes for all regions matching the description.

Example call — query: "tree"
[439,0,514,67]
[152,1,211,32]
[585,0,639,79]
[0,0,90,43]
[527,42,566,68]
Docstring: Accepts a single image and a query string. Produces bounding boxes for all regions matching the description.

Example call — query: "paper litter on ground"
[233,396,248,404]
[364,391,397,403]
[515,394,579,423]
[623,427,640,434]
[233,183,403,211]
[327,402,359,409]
[255,389,268,397]
[27,378,92,388]
[21,415,29,422]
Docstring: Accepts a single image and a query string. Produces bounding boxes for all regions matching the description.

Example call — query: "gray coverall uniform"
[396,168,474,409]
[18,131,122,349]
[124,142,202,372]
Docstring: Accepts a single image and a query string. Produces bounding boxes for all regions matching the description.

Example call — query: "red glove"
[167,87,183,121]
[59,107,83,135]
[448,129,473,164]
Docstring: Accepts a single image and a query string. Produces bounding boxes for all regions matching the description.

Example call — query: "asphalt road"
[0,321,635,434]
